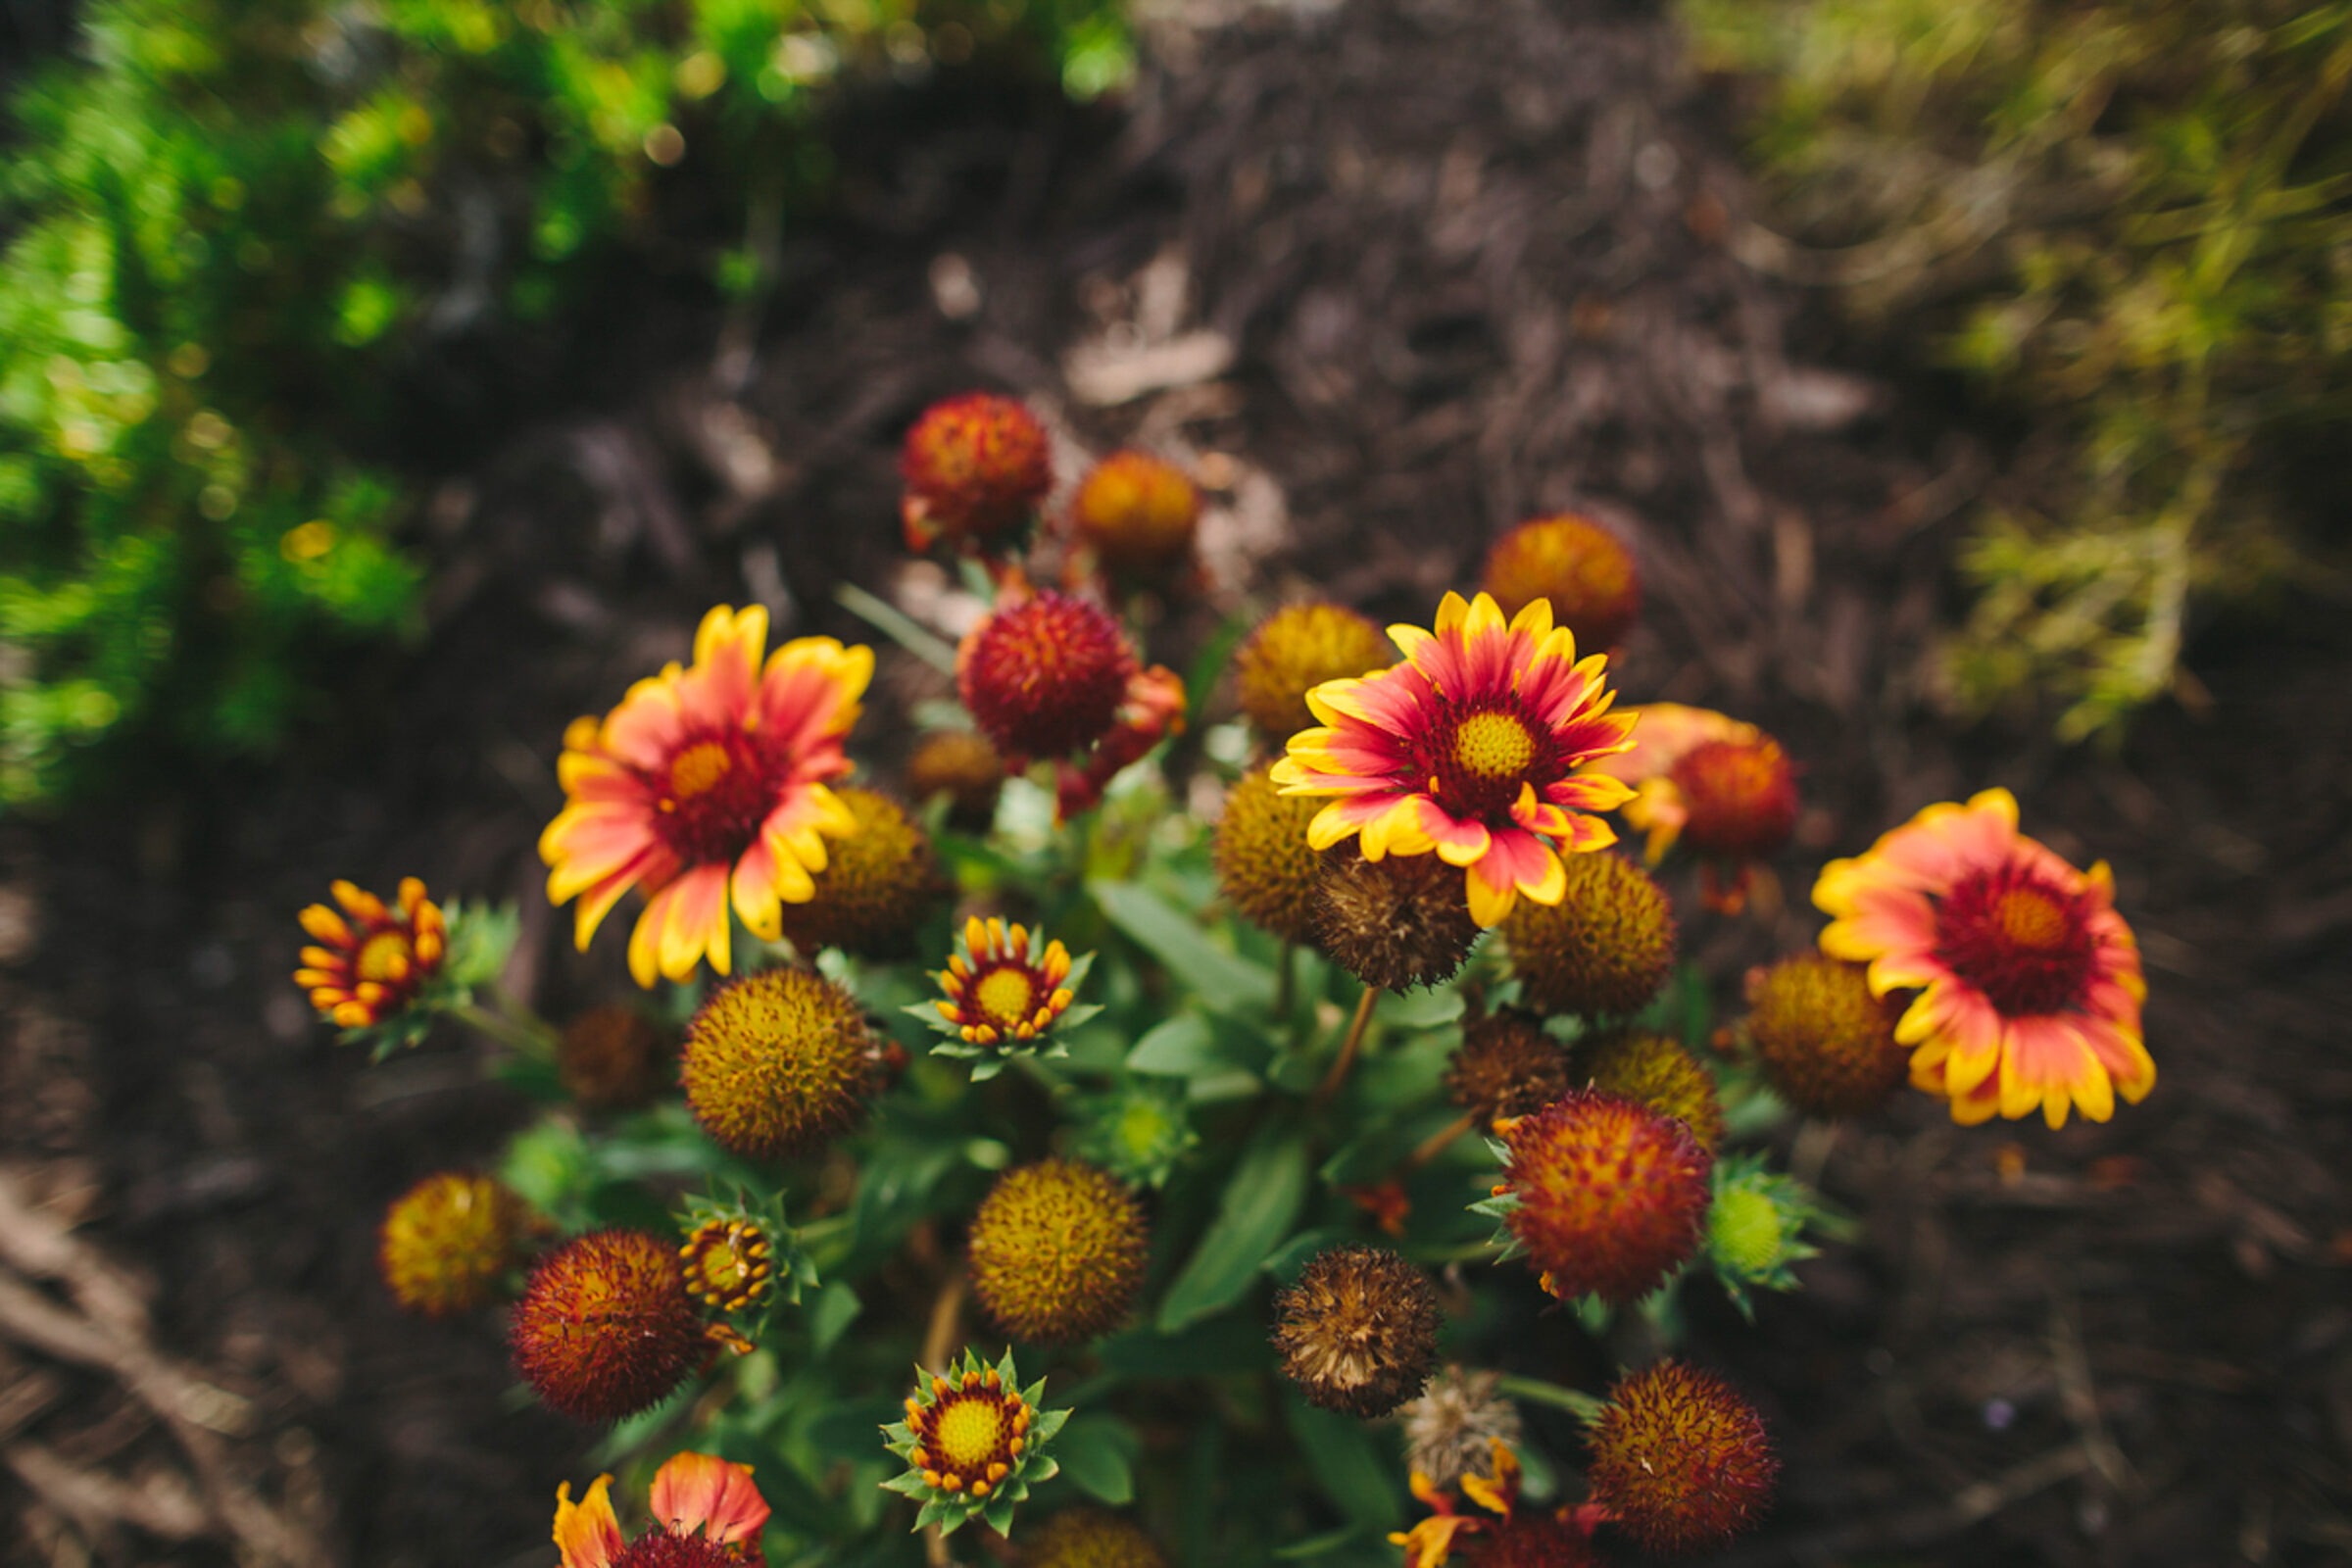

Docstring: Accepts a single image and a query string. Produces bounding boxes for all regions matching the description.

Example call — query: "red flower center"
[1422,701,1559,820]
[654,733,779,865]
[615,1529,744,1568]
[1933,867,2096,1016]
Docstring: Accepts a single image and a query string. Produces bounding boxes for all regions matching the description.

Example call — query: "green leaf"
[1091,879,1276,1009]
[1282,1394,1404,1533]
[1055,1414,1141,1505]
[809,1282,861,1352]
[1126,1014,1220,1076]
[1156,1121,1309,1332]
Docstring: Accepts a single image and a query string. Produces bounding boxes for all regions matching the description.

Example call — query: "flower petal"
[553,1476,625,1568]
[650,1451,770,1545]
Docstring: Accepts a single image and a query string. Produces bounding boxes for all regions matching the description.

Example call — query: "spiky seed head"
[1400,1367,1525,1491]
[906,730,1004,833]
[1231,603,1392,738]
[968,1159,1150,1345]
[1499,851,1676,1017]
[1270,1245,1442,1417]
[1480,514,1642,652]
[1446,1009,1574,1127]
[1740,954,1908,1117]
[681,968,876,1160]
[510,1229,706,1423]
[900,392,1053,553]
[775,788,946,960]
[1071,451,1200,582]
[1314,848,1483,992]
[557,1004,672,1111]
[1019,1508,1170,1568]
[1575,1031,1725,1152]
[959,591,1137,763]
[377,1172,536,1317]
[1670,736,1798,860]
[1212,765,1326,946]
[1501,1091,1711,1306]
[1586,1360,1777,1554]
[1464,1513,1611,1568]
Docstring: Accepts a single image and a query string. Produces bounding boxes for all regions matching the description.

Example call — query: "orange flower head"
[1584,704,1795,909]
[958,590,1137,764]
[931,917,1085,1051]
[1232,602,1392,738]
[884,1346,1070,1534]
[376,1172,535,1317]
[1499,851,1676,1018]
[773,788,946,960]
[540,605,871,989]
[1445,1010,1572,1128]
[1021,1508,1168,1568]
[679,1216,775,1315]
[1741,955,1908,1117]
[1313,848,1485,992]
[900,391,1054,553]
[905,730,1004,833]
[1814,788,2151,1128]
[967,1158,1149,1345]
[1071,450,1200,581]
[1213,764,1327,946]
[1274,592,1636,926]
[1500,1091,1710,1305]
[1480,514,1642,653]
[294,877,446,1029]
[681,968,877,1160]
[1575,1032,1724,1152]
[558,1004,673,1111]
[1270,1245,1442,1417]
[553,1450,770,1568]
[512,1229,707,1423]
[1586,1360,1776,1554]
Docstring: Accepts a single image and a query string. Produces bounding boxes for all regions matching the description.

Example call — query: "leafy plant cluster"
[1682,0,2351,737]
[0,0,1129,806]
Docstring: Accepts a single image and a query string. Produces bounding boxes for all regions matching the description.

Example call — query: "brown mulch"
[4,0,2347,1563]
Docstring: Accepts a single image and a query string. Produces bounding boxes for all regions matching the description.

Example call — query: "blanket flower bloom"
[1273,592,1637,926]
[540,606,872,988]
[295,877,446,1028]
[1583,703,1796,911]
[1813,788,2152,1129]
[555,1450,770,1568]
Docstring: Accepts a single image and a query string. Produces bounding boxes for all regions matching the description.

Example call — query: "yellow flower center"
[1452,711,1536,779]
[974,966,1038,1030]
[932,1396,1006,1469]
[356,930,416,983]
[669,740,735,800]
[1990,887,2070,951]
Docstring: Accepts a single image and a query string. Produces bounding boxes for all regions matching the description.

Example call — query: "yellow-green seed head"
[682,968,877,1160]
[775,787,946,960]
[1707,1186,1784,1277]
[1577,1031,1724,1152]
[1741,954,1908,1118]
[1213,765,1326,945]
[377,1172,537,1317]
[968,1159,1150,1345]
[1231,603,1392,738]
[1020,1508,1170,1568]
[1500,850,1676,1017]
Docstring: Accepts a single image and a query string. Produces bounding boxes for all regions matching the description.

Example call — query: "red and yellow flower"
[540,606,873,989]
[295,877,446,1028]
[555,1450,770,1568]
[1583,703,1796,911]
[930,917,1084,1049]
[1391,1440,1607,1568]
[1813,788,2152,1128]
[1273,592,1637,926]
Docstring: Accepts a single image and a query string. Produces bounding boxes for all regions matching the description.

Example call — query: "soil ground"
[4,1,2348,1563]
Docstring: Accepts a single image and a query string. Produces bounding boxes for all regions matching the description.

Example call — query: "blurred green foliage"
[1684,0,2348,737]
[0,0,1130,807]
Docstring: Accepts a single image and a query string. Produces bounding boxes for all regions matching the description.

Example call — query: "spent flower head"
[916,917,1099,1080]
[1314,848,1484,992]
[1400,1367,1525,1492]
[900,391,1054,555]
[1270,1245,1442,1418]
[882,1347,1070,1537]
[1480,514,1642,653]
[1445,1009,1574,1129]
[682,968,882,1161]
[1231,602,1391,738]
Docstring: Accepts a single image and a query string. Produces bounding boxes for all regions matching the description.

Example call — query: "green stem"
[835,582,959,675]
[451,997,557,1061]
[1493,1374,1609,1426]
[1312,986,1379,1104]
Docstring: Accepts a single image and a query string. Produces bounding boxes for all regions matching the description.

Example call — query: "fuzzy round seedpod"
[900,391,1054,553]
[1446,1009,1574,1127]
[681,968,876,1160]
[1669,736,1798,860]
[1576,1032,1725,1152]
[1707,1186,1783,1278]
[1212,765,1326,946]
[556,1004,671,1111]
[1586,1360,1777,1554]
[1021,1508,1170,1568]
[1314,849,1484,992]
[906,729,1004,833]
[1270,1245,1442,1417]
[1401,1367,1525,1492]
[1500,1091,1711,1306]
[510,1228,706,1423]
[1071,451,1200,582]
[959,590,1137,762]
[968,1159,1150,1345]
[1231,603,1392,738]
[1499,851,1676,1017]
[1463,1512,1610,1568]
[1480,514,1642,652]
[377,1172,535,1317]
[1741,954,1908,1117]
[773,787,945,960]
